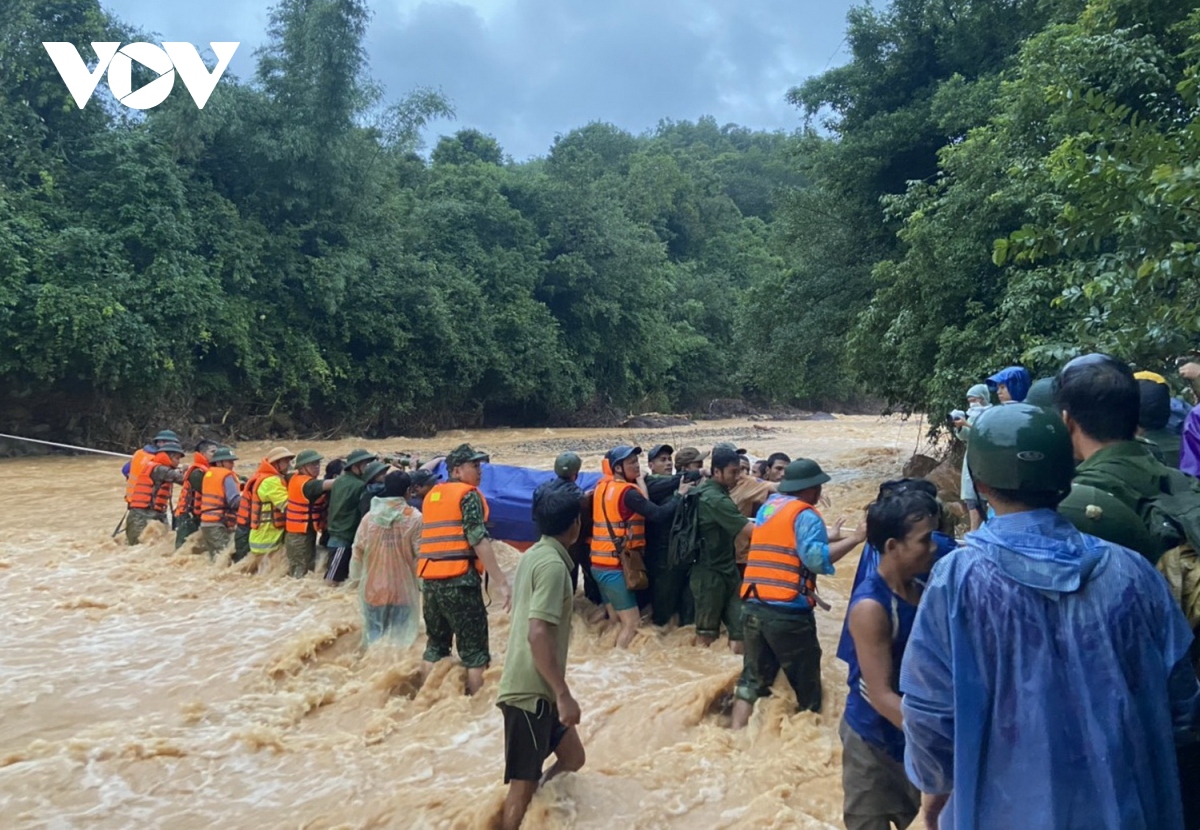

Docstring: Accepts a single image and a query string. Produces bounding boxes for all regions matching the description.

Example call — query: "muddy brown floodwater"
[0,417,929,829]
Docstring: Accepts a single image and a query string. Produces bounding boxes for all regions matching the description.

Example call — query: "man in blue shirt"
[901,403,1200,829]
[841,488,941,830]
[731,459,866,728]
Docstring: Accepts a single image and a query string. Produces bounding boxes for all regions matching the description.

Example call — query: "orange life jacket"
[129,452,176,513]
[590,478,645,570]
[174,453,210,518]
[285,474,328,534]
[236,460,285,530]
[418,482,490,580]
[200,467,239,528]
[125,447,153,504]
[740,498,819,608]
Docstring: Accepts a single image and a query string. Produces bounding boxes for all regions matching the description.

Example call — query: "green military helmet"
[554,451,582,477]
[777,459,831,494]
[1059,483,1161,562]
[344,448,376,467]
[446,443,490,468]
[966,403,1073,495]
[153,429,180,443]
[1024,377,1057,410]
[294,449,323,468]
[210,447,238,463]
[363,460,389,483]
[158,441,185,456]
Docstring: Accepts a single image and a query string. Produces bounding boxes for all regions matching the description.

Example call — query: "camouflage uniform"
[126,463,185,545]
[422,444,493,668]
[203,525,234,561]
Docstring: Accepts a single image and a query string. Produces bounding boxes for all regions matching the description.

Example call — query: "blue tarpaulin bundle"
[432,462,603,547]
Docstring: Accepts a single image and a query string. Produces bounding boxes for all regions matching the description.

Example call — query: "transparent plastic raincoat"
[348,497,422,648]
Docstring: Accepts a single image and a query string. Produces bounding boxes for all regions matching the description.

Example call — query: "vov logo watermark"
[42,42,239,110]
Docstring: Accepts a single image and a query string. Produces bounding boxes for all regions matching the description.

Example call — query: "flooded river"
[0,417,927,828]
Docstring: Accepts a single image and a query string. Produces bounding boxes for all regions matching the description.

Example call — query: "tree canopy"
[5,0,1196,442]
[0,0,807,440]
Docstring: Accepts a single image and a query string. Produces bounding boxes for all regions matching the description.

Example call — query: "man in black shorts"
[497,488,586,829]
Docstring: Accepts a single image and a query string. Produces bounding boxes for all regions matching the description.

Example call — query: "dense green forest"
[2,0,1199,443]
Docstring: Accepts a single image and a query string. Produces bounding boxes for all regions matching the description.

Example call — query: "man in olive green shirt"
[693,447,753,652]
[1057,355,1200,561]
[325,448,376,583]
[497,487,585,830]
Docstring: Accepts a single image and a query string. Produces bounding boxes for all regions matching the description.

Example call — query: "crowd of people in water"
[117,354,1200,830]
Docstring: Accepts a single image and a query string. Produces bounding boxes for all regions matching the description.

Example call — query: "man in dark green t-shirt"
[693,447,753,652]
[324,448,376,583]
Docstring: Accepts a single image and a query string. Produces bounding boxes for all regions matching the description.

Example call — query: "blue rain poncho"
[900,509,1200,830]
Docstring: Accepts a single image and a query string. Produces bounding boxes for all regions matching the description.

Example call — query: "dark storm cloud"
[99,0,855,157]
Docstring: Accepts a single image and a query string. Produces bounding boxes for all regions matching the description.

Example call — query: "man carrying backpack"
[1056,354,1200,565]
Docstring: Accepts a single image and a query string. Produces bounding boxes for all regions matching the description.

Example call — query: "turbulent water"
[0,417,927,829]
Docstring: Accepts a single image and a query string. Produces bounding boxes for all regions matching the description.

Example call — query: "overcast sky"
[100,0,856,159]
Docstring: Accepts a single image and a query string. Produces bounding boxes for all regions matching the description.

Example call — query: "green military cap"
[967,403,1073,495]
[1024,377,1057,410]
[713,441,747,454]
[554,451,582,477]
[344,448,376,467]
[153,429,180,443]
[294,449,323,468]
[210,447,237,463]
[158,441,185,456]
[363,460,389,483]
[447,443,490,468]
[777,459,831,493]
[1059,483,1160,562]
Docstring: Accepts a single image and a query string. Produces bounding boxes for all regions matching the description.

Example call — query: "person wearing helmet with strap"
[199,447,241,560]
[534,452,601,606]
[732,458,866,728]
[173,439,219,549]
[285,450,336,578]
[419,443,511,695]
[901,403,1200,830]
[123,429,179,507]
[324,448,377,583]
[127,440,187,545]
[590,445,683,648]
[247,447,295,566]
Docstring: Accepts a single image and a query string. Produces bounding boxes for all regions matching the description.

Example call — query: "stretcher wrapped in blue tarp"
[432,462,603,548]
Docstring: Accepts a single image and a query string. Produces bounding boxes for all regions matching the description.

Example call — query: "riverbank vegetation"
[2,0,1198,444]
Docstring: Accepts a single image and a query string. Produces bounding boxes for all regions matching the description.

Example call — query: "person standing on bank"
[497,488,587,830]
[127,441,187,545]
[732,459,866,728]
[284,450,335,578]
[324,448,376,584]
[173,439,219,549]
[199,447,241,560]
[419,444,511,695]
